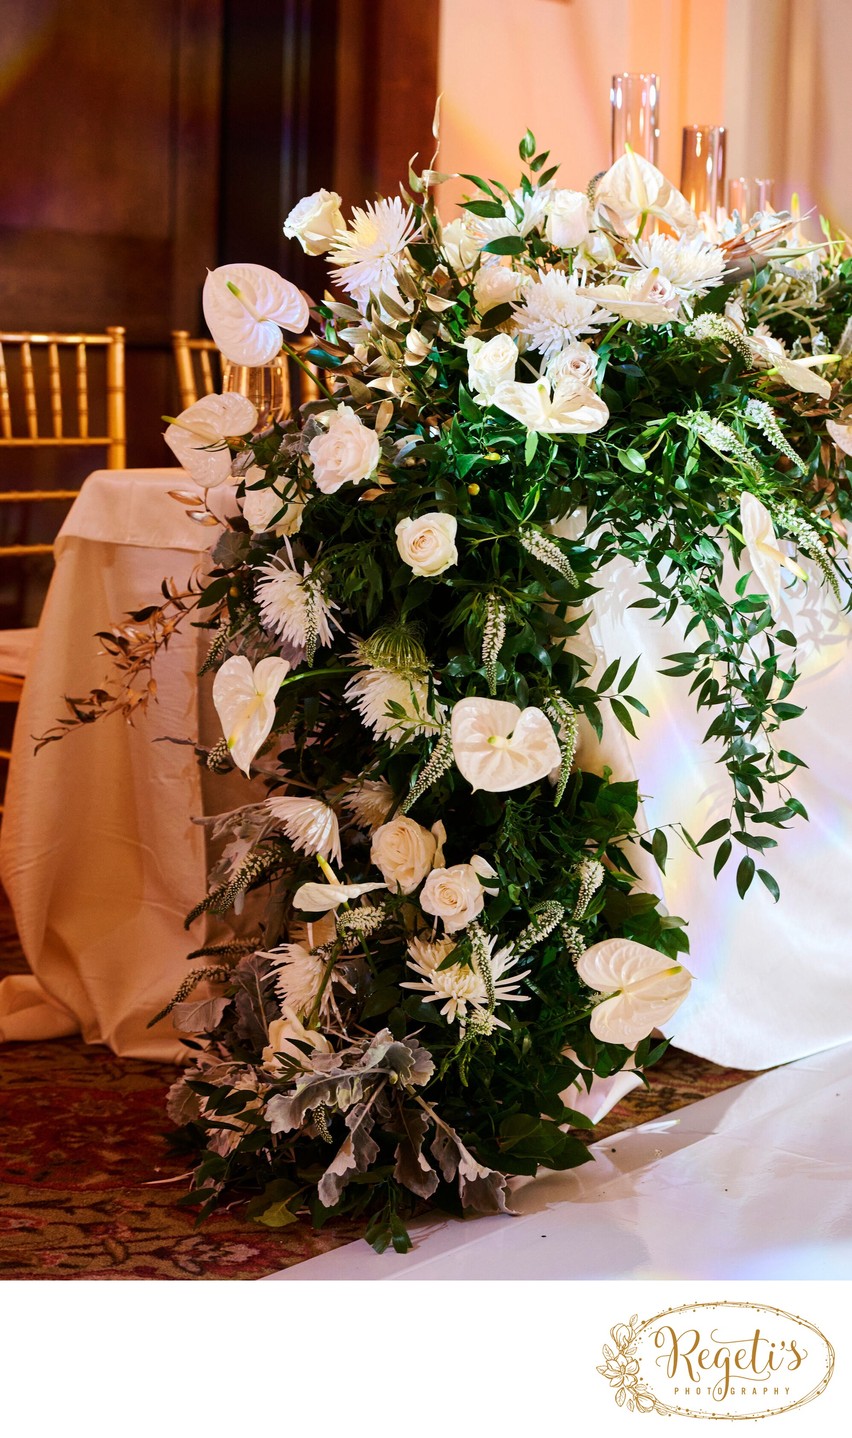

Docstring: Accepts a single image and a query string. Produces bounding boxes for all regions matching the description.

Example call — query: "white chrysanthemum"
[266,795,341,864]
[342,777,396,833]
[472,187,550,247]
[262,942,331,1020]
[402,932,529,1028]
[627,233,726,299]
[514,270,614,359]
[344,666,446,743]
[256,554,338,656]
[328,197,418,309]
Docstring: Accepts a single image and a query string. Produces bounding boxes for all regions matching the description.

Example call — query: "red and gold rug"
[0,892,754,1280]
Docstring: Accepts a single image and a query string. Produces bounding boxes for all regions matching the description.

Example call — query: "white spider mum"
[262,942,331,1021]
[328,197,418,310]
[344,665,446,743]
[266,795,341,864]
[472,186,550,246]
[627,232,726,299]
[402,932,529,1028]
[342,777,396,833]
[256,553,338,660]
[514,270,614,359]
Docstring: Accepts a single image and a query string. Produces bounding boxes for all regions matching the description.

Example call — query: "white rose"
[441,217,480,273]
[395,511,458,577]
[545,189,592,249]
[465,333,518,403]
[308,407,380,493]
[283,189,346,256]
[545,342,598,390]
[474,264,523,313]
[420,861,488,933]
[371,816,440,894]
[241,466,304,535]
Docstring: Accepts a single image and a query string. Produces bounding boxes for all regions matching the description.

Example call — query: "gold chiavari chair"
[171,329,224,409]
[0,327,127,766]
[171,329,321,421]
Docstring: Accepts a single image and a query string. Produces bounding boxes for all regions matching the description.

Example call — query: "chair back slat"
[48,342,62,438]
[76,343,89,438]
[0,342,11,440]
[21,341,38,439]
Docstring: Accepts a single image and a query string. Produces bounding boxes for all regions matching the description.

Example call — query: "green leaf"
[736,855,755,898]
[618,656,639,692]
[651,828,668,873]
[610,697,637,737]
[519,128,536,161]
[481,236,527,256]
[757,868,781,902]
[524,430,539,466]
[698,818,730,846]
[617,447,647,474]
[463,199,506,218]
[713,838,732,876]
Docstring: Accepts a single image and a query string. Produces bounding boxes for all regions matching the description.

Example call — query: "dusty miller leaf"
[317,1102,380,1207]
[393,1106,439,1200]
[171,997,230,1034]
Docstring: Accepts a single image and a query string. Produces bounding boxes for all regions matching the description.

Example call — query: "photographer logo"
[597,1301,834,1419]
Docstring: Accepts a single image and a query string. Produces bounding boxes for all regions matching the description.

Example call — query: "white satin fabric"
[0,469,251,1061]
[582,548,852,1070]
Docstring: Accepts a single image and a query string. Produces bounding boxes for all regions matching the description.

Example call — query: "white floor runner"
[265,1041,852,1281]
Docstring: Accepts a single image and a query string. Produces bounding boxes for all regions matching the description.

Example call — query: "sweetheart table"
[1,470,850,1073]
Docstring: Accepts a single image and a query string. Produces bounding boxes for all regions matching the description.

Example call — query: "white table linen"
[0,469,248,1061]
[582,550,852,1069]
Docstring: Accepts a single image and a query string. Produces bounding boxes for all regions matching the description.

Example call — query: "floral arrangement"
[135,133,852,1250]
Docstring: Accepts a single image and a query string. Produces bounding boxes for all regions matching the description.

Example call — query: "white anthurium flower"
[164,392,258,488]
[451,697,561,793]
[584,271,680,326]
[266,795,342,865]
[202,262,309,365]
[491,376,609,436]
[293,877,387,912]
[576,938,693,1048]
[748,328,835,399]
[827,419,852,456]
[594,151,700,237]
[282,189,346,256]
[740,492,807,615]
[212,655,291,775]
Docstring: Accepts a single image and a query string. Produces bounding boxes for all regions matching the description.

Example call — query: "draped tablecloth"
[582,549,852,1070]
[0,469,248,1061]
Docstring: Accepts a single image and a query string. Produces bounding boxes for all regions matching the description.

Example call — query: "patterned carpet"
[0,891,755,1280]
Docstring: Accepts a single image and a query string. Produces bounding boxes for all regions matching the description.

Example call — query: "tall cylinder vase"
[680,125,727,216]
[611,73,660,165]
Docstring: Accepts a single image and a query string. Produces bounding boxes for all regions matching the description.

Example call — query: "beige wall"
[437,0,852,230]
